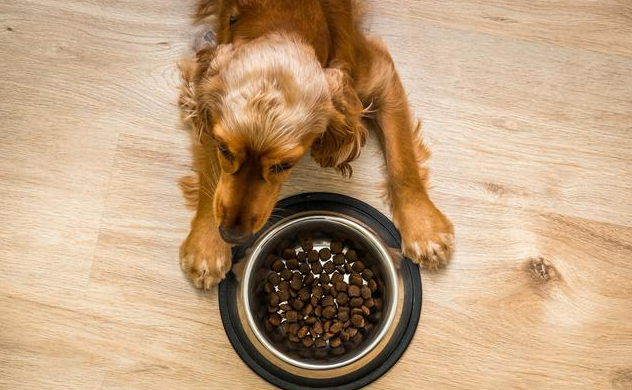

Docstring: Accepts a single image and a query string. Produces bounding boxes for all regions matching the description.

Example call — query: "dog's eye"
[218,144,233,160]
[229,14,237,26]
[270,163,293,174]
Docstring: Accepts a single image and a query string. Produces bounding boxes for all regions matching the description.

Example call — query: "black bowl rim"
[218,192,422,390]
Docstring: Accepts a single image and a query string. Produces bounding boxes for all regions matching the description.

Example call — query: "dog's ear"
[311,68,368,176]
[178,44,234,143]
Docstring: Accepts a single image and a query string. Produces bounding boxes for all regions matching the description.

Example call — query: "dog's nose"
[219,226,252,244]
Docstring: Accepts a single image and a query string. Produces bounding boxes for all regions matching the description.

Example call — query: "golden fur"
[178,0,454,289]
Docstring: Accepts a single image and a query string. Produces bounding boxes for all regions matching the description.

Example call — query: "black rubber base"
[218,192,422,390]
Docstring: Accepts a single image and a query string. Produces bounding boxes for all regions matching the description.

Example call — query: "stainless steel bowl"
[231,210,409,378]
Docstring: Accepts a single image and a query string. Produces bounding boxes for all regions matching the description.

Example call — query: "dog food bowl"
[219,193,422,389]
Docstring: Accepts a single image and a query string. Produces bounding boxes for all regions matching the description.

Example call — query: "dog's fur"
[178,0,454,289]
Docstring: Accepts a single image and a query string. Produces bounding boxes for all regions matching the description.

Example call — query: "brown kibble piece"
[332,253,345,265]
[278,289,290,302]
[351,332,363,344]
[314,338,327,348]
[310,295,319,307]
[281,268,293,281]
[331,272,344,284]
[279,303,291,311]
[349,273,363,286]
[282,248,296,259]
[338,310,350,322]
[269,314,281,326]
[361,285,372,299]
[289,288,297,298]
[364,298,375,308]
[337,292,348,305]
[314,305,322,317]
[345,249,358,262]
[329,336,342,348]
[288,334,300,343]
[369,311,382,323]
[297,251,307,262]
[310,261,322,274]
[351,314,365,328]
[288,323,300,335]
[362,268,374,280]
[330,241,344,254]
[297,325,309,338]
[267,272,281,286]
[290,273,303,290]
[305,316,317,325]
[301,337,314,348]
[322,332,334,341]
[336,265,346,274]
[324,320,331,333]
[321,295,334,306]
[347,327,358,338]
[323,261,335,274]
[312,321,324,335]
[334,281,347,293]
[319,247,331,260]
[340,331,350,342]
[302,303,313,316]
[303,273,314,286]
[271,259,285,272]
[368,279,378,292]
[361,305,370,317]
[351,307,363,316]
[350,297,363,307]
[280,322,290,334]
[286,258,299,270]
[264,283,274,294]
[351,260,365,272]
[330,321,343,334]
[307,250,320,262]
[299,263,311,274]
[301,240,313,252]
[322,306,336,319]
[291,299,304,311]
[269,292,280,307]
[298,287,311,301]
[348,285,361,298]
[331,346,346,356]
[286,310,299,322]
[320,273,330,284]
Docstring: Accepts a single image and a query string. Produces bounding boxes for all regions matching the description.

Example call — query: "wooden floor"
[1,1,631,389]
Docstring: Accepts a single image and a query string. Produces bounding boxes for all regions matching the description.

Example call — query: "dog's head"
[179,35,367,244]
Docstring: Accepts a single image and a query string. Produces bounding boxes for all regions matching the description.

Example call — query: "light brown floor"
[1,1,631,389]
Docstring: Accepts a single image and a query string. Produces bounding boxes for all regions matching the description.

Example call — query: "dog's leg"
[179,152,232,289]
[362,42,454,269]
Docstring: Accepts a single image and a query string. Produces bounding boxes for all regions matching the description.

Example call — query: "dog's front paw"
[394,200,454,270]
[180,228,232,289]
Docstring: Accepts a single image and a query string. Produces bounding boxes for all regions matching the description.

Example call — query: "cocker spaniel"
[178,0,454,289]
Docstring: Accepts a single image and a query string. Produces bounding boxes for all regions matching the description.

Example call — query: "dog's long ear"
[311,68,368,176]
[178,44,234,143]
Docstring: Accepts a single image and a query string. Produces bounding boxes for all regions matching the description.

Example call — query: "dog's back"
[194,0,364,68]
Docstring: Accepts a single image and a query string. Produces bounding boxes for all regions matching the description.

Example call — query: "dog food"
[261,239,384,359]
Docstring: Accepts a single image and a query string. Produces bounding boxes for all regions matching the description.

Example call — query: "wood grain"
[1,1,631,389]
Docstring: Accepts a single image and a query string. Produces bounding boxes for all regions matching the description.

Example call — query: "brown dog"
[178,0,454,289]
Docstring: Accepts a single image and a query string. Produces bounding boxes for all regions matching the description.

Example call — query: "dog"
[178,0,454,289]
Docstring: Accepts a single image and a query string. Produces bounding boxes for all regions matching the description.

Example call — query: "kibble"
[286,258,299,270]
[319,247,331,260]
[262,236,384,359]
